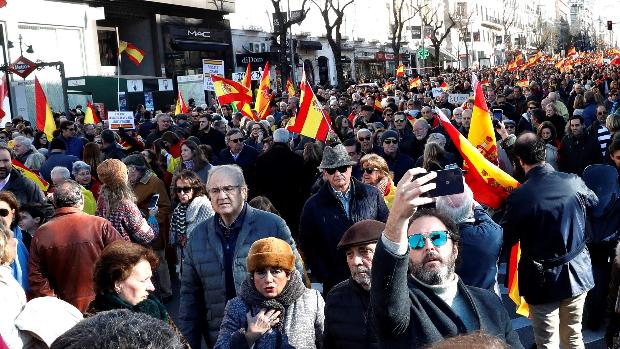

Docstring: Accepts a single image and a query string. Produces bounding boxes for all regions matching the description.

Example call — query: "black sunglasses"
[358,136,371,141]
[325,165,350,175]
[383,138,398,144]
[0,208,10,217]
[175,187,194,194]
[229,138,242,143]
[395,119,406,123]
[362,168,377,174]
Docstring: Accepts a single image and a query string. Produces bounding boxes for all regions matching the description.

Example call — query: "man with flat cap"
[323,219,384,349]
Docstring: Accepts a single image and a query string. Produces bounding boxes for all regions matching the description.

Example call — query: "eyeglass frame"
[407,230,452,250]
[207,185,242,196]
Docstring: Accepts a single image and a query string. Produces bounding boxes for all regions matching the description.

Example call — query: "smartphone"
[148,194,160,210]
[492,109,503,121]
[426,168,465,198]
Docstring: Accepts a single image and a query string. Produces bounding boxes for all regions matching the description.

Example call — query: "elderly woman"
[86,240,188,347]
[215,237,324,349]
[179,140,212,183]
[170,169,214,274]
[0,220,26,349]
[359,154,396,209]
[96,159,155,245]
[72,160,102,200]
[0,191,29,291]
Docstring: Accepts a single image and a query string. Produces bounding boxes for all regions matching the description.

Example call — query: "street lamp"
[7,34,34,56]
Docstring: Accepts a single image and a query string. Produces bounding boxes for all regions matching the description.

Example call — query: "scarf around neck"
[170,203,189,246]
[239,269,306,330]
[92,292,169,322]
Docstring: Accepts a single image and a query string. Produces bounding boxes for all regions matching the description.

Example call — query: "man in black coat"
[558,114,603,176]
[218,128,258,192]
[324,220,383,349]
[194,114,226,154]
[371,169,523,348]
[500,132,597,348]
[379,130,416,183]
[299,144,389,295]
[254,129,305,239]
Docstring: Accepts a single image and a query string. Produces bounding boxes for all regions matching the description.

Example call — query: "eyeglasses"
[255,268,286,279]
[383,138,398,144]
[385,113,393,116]
[362,167,377,174]
[0,208,9,217]
[66,128,76,131]
[175,187,194,194]
[505,125,515,129]
[325,165,350,175]
[395,119,406,123]
[598,112,606,115]
[358,136,371,141]
[408,230,451,250]
[207,185,241,196]
[229,138,242,143]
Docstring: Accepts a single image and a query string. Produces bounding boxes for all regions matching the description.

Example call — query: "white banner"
[448,94,471,105]
[203,59,225,91]
[431,87,444,97]
[107,111,135,130]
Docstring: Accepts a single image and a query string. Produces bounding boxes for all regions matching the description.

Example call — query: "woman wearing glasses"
[214,237,324,349]
[170,169,214,275]
[360,154,396,209]
[0,191,29,292]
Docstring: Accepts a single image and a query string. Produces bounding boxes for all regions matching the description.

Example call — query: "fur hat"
[246,237,296,273]
[97,159,128,188]
[337,220,385,250]
[318,144,356,169]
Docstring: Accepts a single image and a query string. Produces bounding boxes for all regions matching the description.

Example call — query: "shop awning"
[170,39,230,51]
[299,40,322,50]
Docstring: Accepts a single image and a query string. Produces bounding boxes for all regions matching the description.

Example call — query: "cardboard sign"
[108,111,135,130]
[203,59,225,91]
[448,94,471,105]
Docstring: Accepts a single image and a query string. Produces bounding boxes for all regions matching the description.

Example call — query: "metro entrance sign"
[7,55,37,79]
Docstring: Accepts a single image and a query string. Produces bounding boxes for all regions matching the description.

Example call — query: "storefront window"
[97,29,118,67]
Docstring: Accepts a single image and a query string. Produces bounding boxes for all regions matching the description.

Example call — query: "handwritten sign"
[203,59,225,91]
[431,87,444,97]
[448,94,471,105]
[108,111,135,130]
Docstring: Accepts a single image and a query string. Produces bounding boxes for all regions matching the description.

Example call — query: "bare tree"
[390,0,418,66]
[499,0,517,61]
[449,4,474,69]
[415,1,455,75]
[312,0,355,88]
[531,20,555,52]
[271,0,311,90]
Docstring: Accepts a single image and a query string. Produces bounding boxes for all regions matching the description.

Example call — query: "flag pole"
[116,27,121,110]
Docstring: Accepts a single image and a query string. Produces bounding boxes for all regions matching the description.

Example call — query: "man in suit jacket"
[178,164,305,349]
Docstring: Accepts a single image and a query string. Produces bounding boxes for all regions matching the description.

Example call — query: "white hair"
[453,107,463,115]
[51,166,71,180]
[435,182,475,224]
[13,135,32,148]
[273,128,290,143]
[357,128,371,137]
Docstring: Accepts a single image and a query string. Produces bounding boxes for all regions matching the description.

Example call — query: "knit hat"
[337,220,385,250]
[318,144,357,169]
[97,159,128,188]
[246,237,296,273]
[380,129,399,143]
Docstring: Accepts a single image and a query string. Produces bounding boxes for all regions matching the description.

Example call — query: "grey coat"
[178,206,305,349]
[213,279,325,349]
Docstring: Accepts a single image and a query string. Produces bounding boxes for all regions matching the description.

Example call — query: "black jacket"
[324,278,378,349]
[4,168,53,217]
[370,238,523,348]
[299,178,389,293]
[500,163,598,304]
[558,132,603,176]
[380,150,416,183]
[195,127,226,154]
[218,145,258,191]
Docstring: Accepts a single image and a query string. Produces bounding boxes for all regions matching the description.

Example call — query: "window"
[97,28,118,66]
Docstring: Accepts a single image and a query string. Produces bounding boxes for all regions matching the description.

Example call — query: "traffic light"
[608,21,613,31]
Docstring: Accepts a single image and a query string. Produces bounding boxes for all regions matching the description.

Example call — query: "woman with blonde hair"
[359,154,396,209]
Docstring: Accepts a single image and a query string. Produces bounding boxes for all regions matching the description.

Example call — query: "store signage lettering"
[188,30,212,38]
[241,56,265,64]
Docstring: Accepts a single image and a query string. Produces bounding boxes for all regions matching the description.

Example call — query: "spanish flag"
[508,243,529,317]
[611,56,620,66]
[175,90,188,115]
[409,76,421,89]
[347,111,356,124]
[567,47,577,57]
[555,58,565,69]
[383,81,394,93]
[254,62,271,120]
[12,159,49,192]
[211,75,256,121]
[286,69,331,141]
[396,64,405,77]
[286,78,296,96]
[242,63,252,98]
[34,77,56,141]
[119,41,145,66]
[516,79,529,88]
[440,81,449,92]
[83,100,101,125]
[608,48,620,57]
[373,97,383,113]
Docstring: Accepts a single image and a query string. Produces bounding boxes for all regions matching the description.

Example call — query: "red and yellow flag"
[242,63,252,98]
[254,62,271,120]
[468,75,498,165]
[409,77,421,89]
[508,243,529,317]
[34,77,56,141]
[567,47,577,57]
[12,159,49,192]
[396,64,405,77]
[373,96,383,113]
[440,81,449,92]
[175,90,188,115]
[286,70,331,141]
[119,41,145,66]
[286,78,296,96]
[608,48,620,57]
[83,100,101,125]
[383,81,394,93]
[611,56,620,66]
[211,75,256,121]
[516,79,529,88]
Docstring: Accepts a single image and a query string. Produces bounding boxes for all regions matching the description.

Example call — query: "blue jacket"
[456,206,502,293]
[10,227,29,292]
[39,152,79,184]
[583,102,598,127]
[299,178,389,293]
[178,206,305,349]
[500,163,598,304]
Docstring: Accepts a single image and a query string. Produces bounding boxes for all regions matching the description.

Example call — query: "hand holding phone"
[424,168,465,198]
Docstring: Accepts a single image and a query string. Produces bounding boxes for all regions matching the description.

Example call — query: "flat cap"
[337,219,385,250]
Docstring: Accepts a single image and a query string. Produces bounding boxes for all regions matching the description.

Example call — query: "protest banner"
[107,111,135,130]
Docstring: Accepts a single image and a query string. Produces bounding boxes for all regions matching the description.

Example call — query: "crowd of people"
[1,58,620,349]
